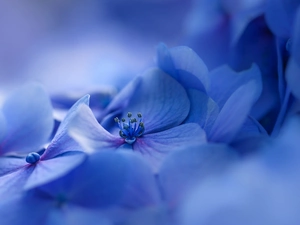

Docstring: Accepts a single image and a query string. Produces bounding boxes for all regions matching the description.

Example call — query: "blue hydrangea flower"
[68,68,207,172]
[0,151,160,225]
[157,44,264,144]
[0,95,90,200]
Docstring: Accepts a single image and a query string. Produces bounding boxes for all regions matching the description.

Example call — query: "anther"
[115,112,145,144]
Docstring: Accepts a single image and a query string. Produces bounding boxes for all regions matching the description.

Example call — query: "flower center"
[26,152,41,164]
[114,112,145,144]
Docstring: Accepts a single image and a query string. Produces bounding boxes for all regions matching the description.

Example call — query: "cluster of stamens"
[114,112,145,144]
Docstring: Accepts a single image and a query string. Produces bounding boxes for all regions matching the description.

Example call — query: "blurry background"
[0,0,194,94]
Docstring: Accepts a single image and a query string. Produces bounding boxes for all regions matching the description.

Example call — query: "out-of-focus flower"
[68,68,206,172]
[159,143,237,210]
[0,150,160,225]
[286,8,300,101]
[0,83,53,157]
[0,95,89,199]
[184,0,266,69]
[178,116,300,225]
[157,44,265,144]
[265,0,300,39]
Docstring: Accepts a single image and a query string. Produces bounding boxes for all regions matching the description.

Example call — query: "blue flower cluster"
[1,0,300,224]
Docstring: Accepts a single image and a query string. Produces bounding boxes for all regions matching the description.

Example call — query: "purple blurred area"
[0,0,193,94]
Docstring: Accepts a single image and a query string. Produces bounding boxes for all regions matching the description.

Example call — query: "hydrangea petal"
[37,151,159,209]
[159,144,237,208]
[184,89,219,133]
[209,64,262,109]
[0,166,34,201]
[0,156,27,177]
[286,58,300,100]
[265,0,300,38]
[41,95,90,160]
[121,68,190,134]
[292,8,300,65]
[0,192,52,225]
[157,43,209,92]
[0,83,53,155]
[45,205,112,225]
[116,151,161,208]
[209,80,260,143]
[101,76,142,129]
[68,104,124,153]
[25,151,86,190]
[0,111,6,145]
[134,123,206,172]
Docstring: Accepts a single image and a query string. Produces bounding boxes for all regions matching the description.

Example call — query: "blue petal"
[157,43,210,93]
[134,123,207,172]
[292,8,300,65]
[0,156,27,177]
[68,104,124,153]
[184,0,230,69]
[41,95,90,160]
[0,83,54,155]
[101,76,142,130]
[0,192,52,225]
[121,68,190,134]
[209,64,262,109]
[286,58,300,100]
[209,80,261,143]
[25,151,86,190]
[287,9,300,100]
[265,0,300,38]
[37,151,160,209]
[159,144,237,208]
[46,205,111,225]
[156,43,177,78]
[229,1,266,44]
[0,166,34,201]
[0,111,7,144]
[184,89,219,133]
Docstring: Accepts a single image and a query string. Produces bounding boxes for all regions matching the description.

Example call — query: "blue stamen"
[114,112,145,144]
[26,152,41,164]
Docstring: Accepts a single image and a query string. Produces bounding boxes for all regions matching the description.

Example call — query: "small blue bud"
[26,152,41,164]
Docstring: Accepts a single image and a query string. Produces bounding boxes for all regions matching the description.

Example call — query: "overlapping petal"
[209,80,261,143]
[184,89,219,133]
[121,68,190,134]
[25,151,86,190]
[209,64,262,109]
[157,43,209,93]
[68,104,124,153]
[41,94,90,159]
[134,123,206,172]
